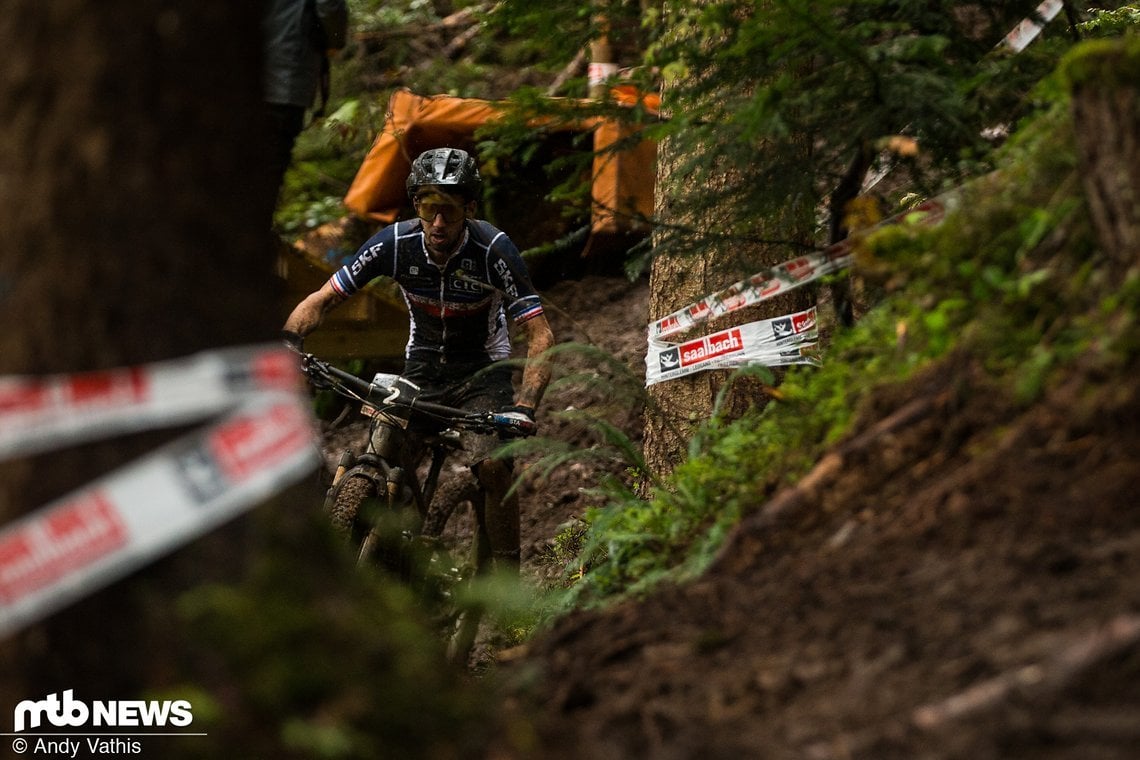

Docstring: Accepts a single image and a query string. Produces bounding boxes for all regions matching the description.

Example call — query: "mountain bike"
[296,351,535,573]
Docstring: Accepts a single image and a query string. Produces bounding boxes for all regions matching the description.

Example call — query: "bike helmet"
[406,147,482,201]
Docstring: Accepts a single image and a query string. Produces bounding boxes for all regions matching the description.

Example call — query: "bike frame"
[298,352,532,567]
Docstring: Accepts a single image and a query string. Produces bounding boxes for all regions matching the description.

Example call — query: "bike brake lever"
[298,354,333,389]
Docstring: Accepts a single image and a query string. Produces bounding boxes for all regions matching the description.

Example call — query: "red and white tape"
[650,197,951,342]
[646,307,821,387]
[644,193,955,386]
[0,345,319,638]
[998,0,1064,54]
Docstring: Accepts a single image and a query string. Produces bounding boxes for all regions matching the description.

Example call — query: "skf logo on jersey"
[678,328,743,367]
[13,690,193,732]
[350,243,384,277]
[493,260,518,298]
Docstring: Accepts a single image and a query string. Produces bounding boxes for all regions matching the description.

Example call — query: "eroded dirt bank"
[502,350,1140,760]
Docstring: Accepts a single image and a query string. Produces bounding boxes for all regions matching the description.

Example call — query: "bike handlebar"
[296,352,536,437]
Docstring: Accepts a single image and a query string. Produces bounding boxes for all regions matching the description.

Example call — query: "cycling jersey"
[330,219,544,363]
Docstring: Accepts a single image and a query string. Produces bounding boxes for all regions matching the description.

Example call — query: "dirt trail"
[501,344,1140,758]
[313,268,1140,758]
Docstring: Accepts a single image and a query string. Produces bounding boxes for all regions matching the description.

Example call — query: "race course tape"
[644,193,954,386]
[649,197,951,342]
[646,307,821,387]
[999,0,1064,54]
[0,346,320,639]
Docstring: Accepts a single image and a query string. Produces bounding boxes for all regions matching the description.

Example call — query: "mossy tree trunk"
[1067,39,1140,268]
[0,0,279,702]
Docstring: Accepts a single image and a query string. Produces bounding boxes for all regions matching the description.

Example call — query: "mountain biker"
[282,147,555,572]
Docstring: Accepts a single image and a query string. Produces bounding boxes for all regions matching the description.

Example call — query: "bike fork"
[322,450,356,514]
[357,465,404,566]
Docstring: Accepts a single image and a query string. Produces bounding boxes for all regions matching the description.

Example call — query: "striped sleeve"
[330,269,355,298]
[483,225,545,324]
[509,295,544,324]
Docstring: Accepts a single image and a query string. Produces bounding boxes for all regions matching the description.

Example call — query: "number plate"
[360,403,409,429]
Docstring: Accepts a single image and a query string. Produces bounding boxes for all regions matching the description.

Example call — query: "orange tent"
[343,88,658,244]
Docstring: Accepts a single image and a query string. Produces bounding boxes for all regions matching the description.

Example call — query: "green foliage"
[638,0,1075,260]
[540,516,592,580]
[170,510,501,759]
[1080,3,1140,36]
[346,0,440,31]
[549,39,1140,607]
[448,570,562,655]
[495,341,654,501]
[1060,31,1140,89]
[485,0,646,71]
[273,94,388,234]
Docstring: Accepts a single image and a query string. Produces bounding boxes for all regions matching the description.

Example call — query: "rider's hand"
[498,405,537,436]
[504,404,536,422]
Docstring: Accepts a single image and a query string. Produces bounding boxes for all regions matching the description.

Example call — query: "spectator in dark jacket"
[262,0,348,210]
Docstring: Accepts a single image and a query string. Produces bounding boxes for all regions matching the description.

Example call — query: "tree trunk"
[0,0,278,702]
[642,94,814,485]
[1067,40,1140,268]
[642,128,715,478]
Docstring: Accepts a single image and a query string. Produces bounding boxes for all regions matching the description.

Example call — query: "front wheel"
[329,468,422,574]
[328,471,379,541]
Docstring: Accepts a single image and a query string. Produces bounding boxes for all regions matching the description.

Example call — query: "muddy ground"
[315,268,1140,758]
[493,285,1140,759]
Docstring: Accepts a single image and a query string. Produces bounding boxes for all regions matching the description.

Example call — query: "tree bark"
[0,0,278,702]
[642,91,813,484]
[1068,40,1140,268]
[642,126,709,474]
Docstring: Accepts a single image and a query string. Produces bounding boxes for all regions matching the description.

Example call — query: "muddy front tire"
[330,470,423,574]
[328,472,379,540]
